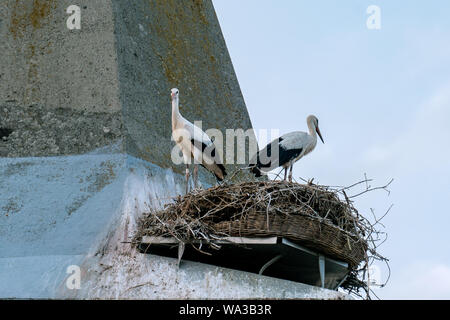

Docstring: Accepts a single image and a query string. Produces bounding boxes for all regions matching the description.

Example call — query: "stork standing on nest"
[250,115,324,182]
[171,88,226,194]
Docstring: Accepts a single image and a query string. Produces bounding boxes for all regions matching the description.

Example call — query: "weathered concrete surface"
[0,0,120,112]
[0,0,123,158]
[0,255,84,298]
[0,151,346,299]
[111,0,256,178]
[0,103,124,157]
[0,149,127,258]
[69,255,348,299]
[0,1,345,299]
[0,147,127,298]
[0,0,257,183]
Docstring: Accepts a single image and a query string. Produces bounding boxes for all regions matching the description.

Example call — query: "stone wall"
[0,1,346,299]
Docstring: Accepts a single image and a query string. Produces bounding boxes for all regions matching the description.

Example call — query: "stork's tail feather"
[215,163,227,181]
[250,165,262,177]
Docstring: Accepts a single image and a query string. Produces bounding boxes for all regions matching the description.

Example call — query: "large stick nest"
[136,181,373,268]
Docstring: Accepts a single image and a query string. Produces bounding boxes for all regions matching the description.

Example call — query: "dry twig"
[134,176,392,299]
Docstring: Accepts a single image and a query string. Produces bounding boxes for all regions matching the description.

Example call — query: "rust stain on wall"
[150,0,219,107]
[9,0,56,39]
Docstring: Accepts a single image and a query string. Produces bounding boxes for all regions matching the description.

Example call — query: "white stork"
[171,88,227,193]
[250,115,324,182]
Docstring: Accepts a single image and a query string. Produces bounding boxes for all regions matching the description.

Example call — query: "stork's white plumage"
[250,115,324,182]
[171,88,226,193]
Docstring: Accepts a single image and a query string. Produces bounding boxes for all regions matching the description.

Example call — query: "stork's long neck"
[172,97,182,130]
[307,121,316,139]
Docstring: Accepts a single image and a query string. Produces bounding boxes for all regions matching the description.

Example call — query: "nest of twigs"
[135,179,390,298]
[137,181,373,265]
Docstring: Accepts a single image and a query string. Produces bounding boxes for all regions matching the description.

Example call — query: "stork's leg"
[288,164,293,182]
[193,164,198,189]
[185,164,190,194]
[283,167,288,181]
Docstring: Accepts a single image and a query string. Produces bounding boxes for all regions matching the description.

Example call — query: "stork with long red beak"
[171,88,226,194]
[250,115,324,182]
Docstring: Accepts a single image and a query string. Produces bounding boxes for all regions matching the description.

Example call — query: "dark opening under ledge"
[138,236,349,290]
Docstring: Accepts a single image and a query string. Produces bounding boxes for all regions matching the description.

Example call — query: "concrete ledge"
[1,150,347,299]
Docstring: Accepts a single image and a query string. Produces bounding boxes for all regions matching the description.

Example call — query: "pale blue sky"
[213,0,450,299]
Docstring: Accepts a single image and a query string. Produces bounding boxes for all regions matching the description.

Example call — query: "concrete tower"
[0,0,345,299]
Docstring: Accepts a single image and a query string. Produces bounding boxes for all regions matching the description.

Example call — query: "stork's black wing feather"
[278,145,303,167]
[250,138,281,177]
[191,138,216,158]
[253,137,284,168]
[191,138,208,152]
[191,138,226,181]
[250,137,303,177]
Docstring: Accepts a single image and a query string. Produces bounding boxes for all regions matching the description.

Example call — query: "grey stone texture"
[0,103,124,157]
[0,0,346,299]
[0,153,346,299]
[0,0,257,183]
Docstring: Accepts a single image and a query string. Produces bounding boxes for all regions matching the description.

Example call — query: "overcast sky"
[213,0,450,299]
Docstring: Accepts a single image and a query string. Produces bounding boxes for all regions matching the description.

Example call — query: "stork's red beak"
[171,93,175,99]
[316,126,324,143]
